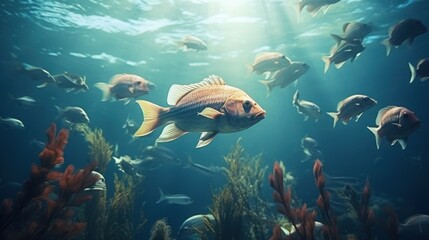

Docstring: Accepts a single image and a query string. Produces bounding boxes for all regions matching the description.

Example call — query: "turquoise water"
[1,0,429,239]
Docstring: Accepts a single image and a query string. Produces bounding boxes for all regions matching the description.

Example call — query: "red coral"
[39,123,68,169]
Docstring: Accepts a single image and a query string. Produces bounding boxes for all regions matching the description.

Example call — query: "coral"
[75,124,113,174]
[269,161,316,240]
[0,123,98,240]
[104,174,145,240]
[205,138,272,240]
[149,218,171,240]
[313,159,340,240]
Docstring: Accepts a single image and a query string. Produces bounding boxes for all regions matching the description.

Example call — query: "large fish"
[327,94,377,127]
[134,75,266,148]
[178,214,215,240]
[381,18,427,56]
[249,52,292,76]
[367,106,421,150]
[409,58,429,83]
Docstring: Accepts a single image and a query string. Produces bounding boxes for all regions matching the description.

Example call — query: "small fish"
[122,116,137,136]
[178,214,215,240]
[296,0,340,17]
[8,94,36,107]
[156,188,193,205]
[249,52,292,76]
[259,62,310,96]
[113,155,143,177]
[84,171,106,191]
[180,35,208,51]
[409,58,429,83]
[301,136,323,162]
[292,90,321,122]
[20,63,56,88]
[399,214,429,238]
[142,145,182,166]
[367,106,421,150]
[55,106,90,124]
[327,94,377,127]
[182,157,225,175]
[134,75,266,148]
[281,221,325,239]
[53,72,89,93]
[322,42,365,73]
[0,116,25,129]
[330,22,373,46]
[94,74,156,104]
[381,18,427,56]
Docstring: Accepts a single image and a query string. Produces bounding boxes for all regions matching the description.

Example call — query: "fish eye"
[403,112,409,119]
[243,100,252,113]
[363,97,369,101]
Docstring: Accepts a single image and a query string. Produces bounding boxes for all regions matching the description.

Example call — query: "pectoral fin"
[156,124,187,143]
[355,113,363,122]
[198,107,223,119]
[196,132,217,148]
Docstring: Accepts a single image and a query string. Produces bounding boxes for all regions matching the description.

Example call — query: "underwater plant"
[104,173,145,240]
[149,218,172,240]
[0,123,99,240]
[75,124,113,174]
[205,138,272,240]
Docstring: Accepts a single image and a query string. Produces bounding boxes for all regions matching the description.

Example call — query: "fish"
[20,63,56,88]
[321,41,365,73]
[301,136,323,162]
[180,35,208,51]
[182,157,225,175]
[327,94,377,127]
[84,171,106,191]
[367,106,421,150]
[113,155,143,177]
[281,221,325,239]
[134,75,266,148]
[259,62,310,96]
[0,116,25,129]
[249,52,292,76]
[53,72,89,93]
[178,214,215,240]
[141,145,182,166]
[156,188,193,205]
[381,18,427,56]
[330,22,373,46]
[409,58,429,83]
[292,90,321,122]
[398,214,429,238]
[296,0,340,18]
[94,74,156,104]
[122,116,137,136]
[55,106,90,124]
[8,94,36,107]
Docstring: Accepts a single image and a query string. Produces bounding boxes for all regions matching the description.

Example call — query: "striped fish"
[134,75,266,148]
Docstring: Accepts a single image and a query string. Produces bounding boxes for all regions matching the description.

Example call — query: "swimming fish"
[249,52,292,76]
[296,0,340,18]
[178,214,215,240]
[399,214,429,238]
[113,155,143,177]
[367,106,421,150]
[55,106,90,124]
[8,94,36,107]
[327,94,377,127]
[382,18,427,56]
[322,41,365,73]
[301,136,323,162]
[0,117,25,129]
[180,35,208,51]
[94,74,156,104]
[156,188,193,205]
[330,22,373,46]
[409,58,429,83]
[134,75,266,148]
[259,62,310,96]
[53,72,89,93]
[292,90,321,122]
[20,63,56,88]
[84,171,106,191]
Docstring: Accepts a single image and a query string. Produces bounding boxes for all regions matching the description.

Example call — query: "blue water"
[1,0,429,239]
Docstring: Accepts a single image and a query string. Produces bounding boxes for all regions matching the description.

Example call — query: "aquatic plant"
[75,124,113,174]
[149,218,171,240]
[0,123,99,240]
[104,173,145,240]
[269,161,317,240]
[205,138,272,239]
[313,159,340,240]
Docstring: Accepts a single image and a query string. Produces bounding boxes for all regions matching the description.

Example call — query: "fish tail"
[134,100,165,137]
[94,82,111,101]
[381,38,392,56]
[408,62,417,83]
[321,56,331,73]
[326,112,339,128]
[292,89,299,106]
[156,188,166,204]
[259,79,274,97]
[367,126,381,150]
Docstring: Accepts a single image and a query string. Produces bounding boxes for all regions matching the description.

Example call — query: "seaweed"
[149,218,171,240]
[0,123,98,240]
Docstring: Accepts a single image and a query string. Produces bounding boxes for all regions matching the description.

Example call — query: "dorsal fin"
[167,75,226,105]
[376,106,396,125]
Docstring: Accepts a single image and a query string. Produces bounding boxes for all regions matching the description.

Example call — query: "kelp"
[104,174,145,240]
[149,218,171,240]
[206,138,273,240]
